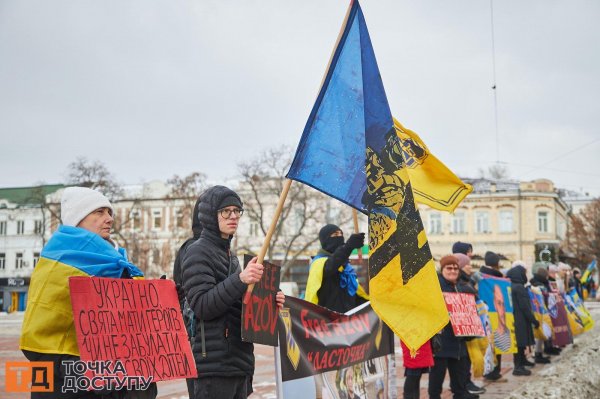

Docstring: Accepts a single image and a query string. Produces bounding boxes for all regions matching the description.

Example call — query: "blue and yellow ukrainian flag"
[286,0,448,353]
[20,225,143,356]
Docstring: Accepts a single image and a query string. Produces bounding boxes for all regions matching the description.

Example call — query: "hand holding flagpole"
[243,179,292,304]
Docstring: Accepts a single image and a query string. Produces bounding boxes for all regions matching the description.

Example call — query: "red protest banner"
[69,277,197,383]
[241,255,281,346]
[442,292,485,337]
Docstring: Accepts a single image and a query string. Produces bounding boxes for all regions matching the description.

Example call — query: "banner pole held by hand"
[244,178,292,304]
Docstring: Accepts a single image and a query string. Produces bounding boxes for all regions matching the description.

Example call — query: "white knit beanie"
[61,187,113,227]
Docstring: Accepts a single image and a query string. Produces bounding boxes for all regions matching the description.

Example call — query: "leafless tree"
[567,199,600,263]
[478,164,510,180]
[25,185,62,247]
[237,145,354,279]
[166,171,207,233]
[65,157,124,199]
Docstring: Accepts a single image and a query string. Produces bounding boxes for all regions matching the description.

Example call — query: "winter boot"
[513,366,532,376]
[535,352,551,364]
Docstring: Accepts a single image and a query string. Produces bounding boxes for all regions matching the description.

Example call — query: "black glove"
[533,319,540,329]
[346,233,365,250]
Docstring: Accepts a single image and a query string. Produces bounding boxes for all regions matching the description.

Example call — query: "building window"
[0,221,6,235]
[499,210,514,233]
[249,222,260,237]
[176,209,185,228]
[131,211,141,230]
[451,212,466,234]
[34,220,43,234]
[428,213,442,235]
[17,220,25,235]
[0,253,5,269]
[152,249,160,265]
[15,253,24,269]
[475,211,490,233]
[557,218,567,240]
[537,211,549,233]
[33,252,40,266]
[152,210,162,229]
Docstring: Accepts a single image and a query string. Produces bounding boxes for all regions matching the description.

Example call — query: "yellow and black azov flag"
[364,129,449,354]
[393,118,472,212]
[284,0,449,353]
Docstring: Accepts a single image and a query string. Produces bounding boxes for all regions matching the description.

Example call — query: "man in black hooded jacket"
[506,264,539,376]
[304,224,368,313]
[181,185,284,399]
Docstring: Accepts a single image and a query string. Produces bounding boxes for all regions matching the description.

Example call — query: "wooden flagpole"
[352,209,363,263]
[244,178,293,304]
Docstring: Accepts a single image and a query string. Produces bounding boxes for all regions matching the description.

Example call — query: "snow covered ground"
[507,301,600,399]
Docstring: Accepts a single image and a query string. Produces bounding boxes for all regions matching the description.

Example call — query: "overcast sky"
[1,0,599,197]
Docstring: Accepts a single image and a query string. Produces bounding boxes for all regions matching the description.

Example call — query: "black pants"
[485,353,502,377]
[428,356,470,399]
[513,346,526,368]
[194,376,252,399]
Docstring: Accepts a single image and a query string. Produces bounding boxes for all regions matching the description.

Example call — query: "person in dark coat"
[428,255,479,399]
[506,263,539,376]
[304,224,368,313]
[572,268,584,299]
[455,253,476,294]
[452,241,473,258]
[529,266,552,364]
[182,185,285,399]
[453,253,486,395]
[480,251,504,278]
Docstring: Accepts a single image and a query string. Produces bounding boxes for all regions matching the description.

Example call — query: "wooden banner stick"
[244,178,293,304]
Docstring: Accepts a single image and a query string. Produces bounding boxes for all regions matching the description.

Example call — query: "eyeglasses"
[219,208,244,219]
[444,266,459,271]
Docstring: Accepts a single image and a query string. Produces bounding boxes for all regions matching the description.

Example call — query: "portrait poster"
[566,288,594,332]
[477,276,517,354]
[475,300,495,376]
[528,286,553,340]
[547,292,572,347]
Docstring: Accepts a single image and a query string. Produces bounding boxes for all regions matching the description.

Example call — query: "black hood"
[197,185,242,236]
[319,224,344,253]
[506,265,527,284]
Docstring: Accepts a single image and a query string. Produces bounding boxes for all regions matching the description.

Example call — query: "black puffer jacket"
[480,265,504,278]
[181,186,253,377]
[506,266,536,347]
[315,247,367,313]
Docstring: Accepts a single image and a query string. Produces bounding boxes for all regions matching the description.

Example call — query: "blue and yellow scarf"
[20,225,143,356]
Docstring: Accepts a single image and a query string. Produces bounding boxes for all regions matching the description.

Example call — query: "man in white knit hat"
[20,187,153,399]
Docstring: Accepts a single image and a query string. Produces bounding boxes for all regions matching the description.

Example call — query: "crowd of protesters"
[408,241,595,399]
[19,184,596,399]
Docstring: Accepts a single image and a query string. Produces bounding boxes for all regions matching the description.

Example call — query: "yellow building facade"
[420,178,570,266]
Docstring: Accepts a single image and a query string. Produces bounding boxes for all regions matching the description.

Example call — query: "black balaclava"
[319,224,344,253]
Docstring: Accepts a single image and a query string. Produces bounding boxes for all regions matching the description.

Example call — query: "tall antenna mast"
[490,0,500,164]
